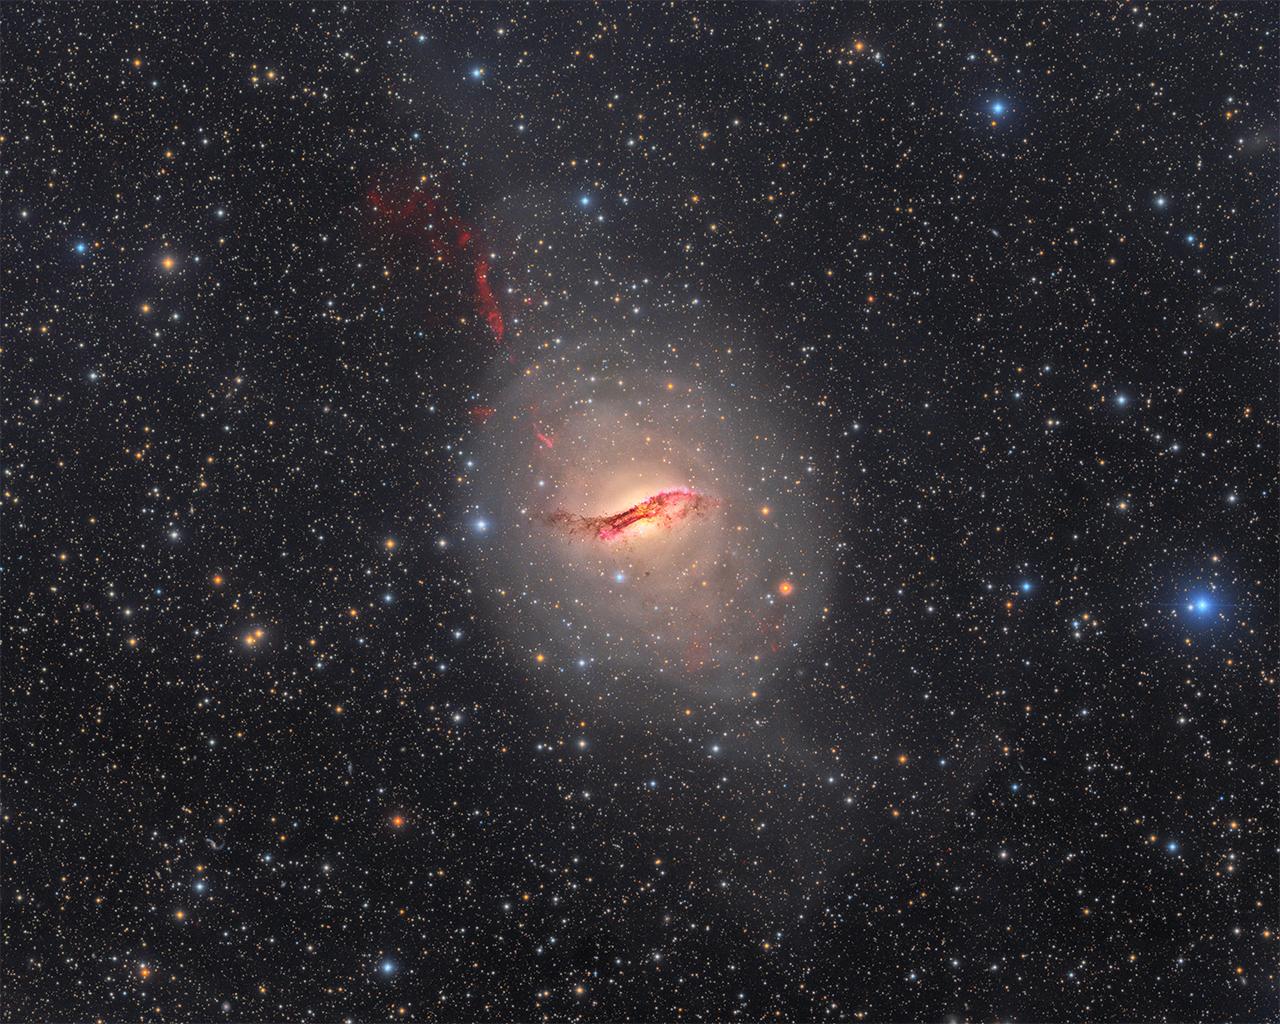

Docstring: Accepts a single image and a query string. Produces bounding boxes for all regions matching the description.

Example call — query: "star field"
[2,4,1277,1022]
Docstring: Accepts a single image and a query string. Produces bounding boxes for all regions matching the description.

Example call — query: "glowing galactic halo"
[462,338,834,698]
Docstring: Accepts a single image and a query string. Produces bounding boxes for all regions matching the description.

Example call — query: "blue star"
[73,241,88,255]
[1019,580,1033,594]
[991,101,1005,116]
[380,959,396,976]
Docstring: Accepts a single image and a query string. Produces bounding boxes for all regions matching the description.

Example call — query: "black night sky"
[3,4,1277,1022]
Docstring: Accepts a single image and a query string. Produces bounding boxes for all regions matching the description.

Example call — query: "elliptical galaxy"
[465,335,834,699]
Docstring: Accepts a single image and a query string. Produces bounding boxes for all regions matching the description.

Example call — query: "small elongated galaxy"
[3,4,1277,1023]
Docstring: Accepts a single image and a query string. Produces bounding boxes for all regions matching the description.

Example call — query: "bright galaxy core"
[467,341,831,695]
[548,486,718,543]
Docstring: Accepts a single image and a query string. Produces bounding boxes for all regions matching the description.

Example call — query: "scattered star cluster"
[2,5,1276,1022]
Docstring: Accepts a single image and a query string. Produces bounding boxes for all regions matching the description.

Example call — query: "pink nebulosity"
[367,181,505,344]
[547,487,718,542]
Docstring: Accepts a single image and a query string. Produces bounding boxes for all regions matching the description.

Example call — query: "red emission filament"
[367,181,505,344]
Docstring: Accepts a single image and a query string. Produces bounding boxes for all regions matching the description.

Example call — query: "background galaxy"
[3,4,1277,1023]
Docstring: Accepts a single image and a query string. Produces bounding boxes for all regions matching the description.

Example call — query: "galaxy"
[468,336,831,694]
[3,4,1277,1023]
